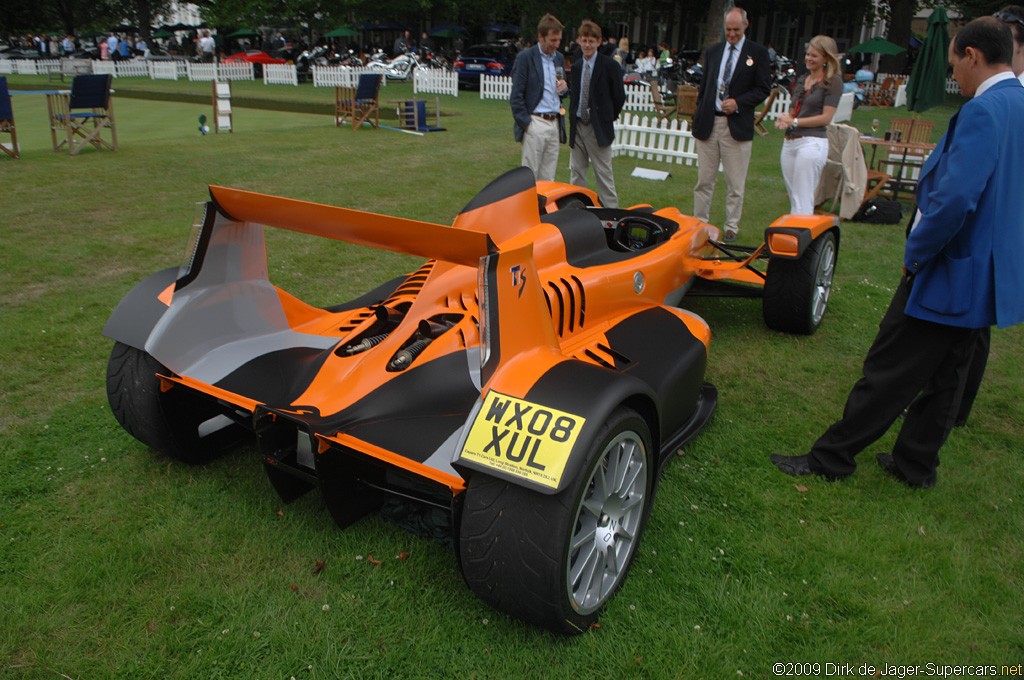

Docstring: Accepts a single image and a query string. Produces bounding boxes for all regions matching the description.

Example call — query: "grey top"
[788,74,843,139]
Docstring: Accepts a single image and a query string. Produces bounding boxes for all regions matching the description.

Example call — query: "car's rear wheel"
[106,341,244,463]
[762,230,837,334]
[459,407,653,634]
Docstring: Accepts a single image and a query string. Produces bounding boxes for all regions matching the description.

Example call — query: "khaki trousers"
[521,116,560,182]
[694,116,753,232]
[569,122,618,208]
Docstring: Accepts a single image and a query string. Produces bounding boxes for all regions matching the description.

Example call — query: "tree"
[106,0,174,40]
[879,0,916,72]
[702,0,732,54]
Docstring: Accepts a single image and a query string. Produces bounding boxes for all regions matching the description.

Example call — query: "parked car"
[223,50,286,77]
[103,168,839,634]
[453,43,515,89]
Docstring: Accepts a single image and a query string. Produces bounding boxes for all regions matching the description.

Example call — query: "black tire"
[106,341,244,464]
[459,407,654,634]
[762,230,837,334]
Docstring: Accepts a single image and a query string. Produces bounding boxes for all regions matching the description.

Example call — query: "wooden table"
[859,135,936,201]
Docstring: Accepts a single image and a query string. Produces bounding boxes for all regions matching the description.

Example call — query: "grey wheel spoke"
[812,243,835,324]
[570,521,598,553]
[570,542,602,595]
[617,453,643,495]
[568,429,649,614]
[620,493,644,514]
[591,465,610,505]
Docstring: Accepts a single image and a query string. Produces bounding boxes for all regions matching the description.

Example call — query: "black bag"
[853,199,903,224]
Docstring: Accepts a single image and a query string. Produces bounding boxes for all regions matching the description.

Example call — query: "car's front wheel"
[762,230,837,334]
[459,406,653,634]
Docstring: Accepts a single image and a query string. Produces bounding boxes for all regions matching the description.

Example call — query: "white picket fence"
[312,66,388,88]
[149,61,180,80]
[623,82,654,112]
[263,64,297,86]
[766,88,792,121]
[481,74,512,100]
[313,65,356,88]
[186,62,254,82]
[612,114,698,166]
[9,59,61,75]
[414,67,458,97]
[186,62,219,81]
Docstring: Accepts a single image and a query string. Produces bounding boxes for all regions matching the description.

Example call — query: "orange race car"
[103,168,838,634]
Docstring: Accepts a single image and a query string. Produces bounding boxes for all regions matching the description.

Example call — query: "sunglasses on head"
[993,10,1024,27]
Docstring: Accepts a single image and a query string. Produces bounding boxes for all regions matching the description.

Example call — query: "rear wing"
[209,185,496,268]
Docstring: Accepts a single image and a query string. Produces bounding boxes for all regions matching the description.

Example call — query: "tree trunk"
[702,0,731,56]
[880,0,914,73]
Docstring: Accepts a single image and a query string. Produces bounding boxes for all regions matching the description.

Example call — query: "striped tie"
[581,61,591,124]
[722,45,736,98]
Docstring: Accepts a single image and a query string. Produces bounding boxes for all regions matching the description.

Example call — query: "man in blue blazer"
[692,7,771,242]
[510,14,568,182]
[568,20,626,208]
[771,17,1024,489]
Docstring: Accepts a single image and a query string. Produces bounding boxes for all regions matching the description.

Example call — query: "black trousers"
[956,326,990,425]
[809,275,980,486]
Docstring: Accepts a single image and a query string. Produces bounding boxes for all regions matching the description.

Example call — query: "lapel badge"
[746,57,753,67]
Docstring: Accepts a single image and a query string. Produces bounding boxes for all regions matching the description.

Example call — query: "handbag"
[853,199,903,224]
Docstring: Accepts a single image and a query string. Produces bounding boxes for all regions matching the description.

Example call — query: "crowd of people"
[512,7,1024,491]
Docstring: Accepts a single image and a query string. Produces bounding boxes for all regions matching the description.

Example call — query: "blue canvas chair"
[50,74,118,155]
[335,74,382,130]
[398,97,446,132]
[0,76,18,159]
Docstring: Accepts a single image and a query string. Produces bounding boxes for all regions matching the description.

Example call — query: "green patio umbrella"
[907,6,949,113]
[848,36,906,55]
[151,29,176,39]
[324,26,359,38]
[429,28,465,39]
[226,29,261,40]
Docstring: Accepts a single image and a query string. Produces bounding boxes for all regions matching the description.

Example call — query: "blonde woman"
[775,35,842,214]
[614,37,629,66]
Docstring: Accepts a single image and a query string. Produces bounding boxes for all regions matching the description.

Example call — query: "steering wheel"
[611,215,663,252]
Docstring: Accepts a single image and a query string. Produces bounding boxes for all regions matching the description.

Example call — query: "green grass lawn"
[1,73,1021,679]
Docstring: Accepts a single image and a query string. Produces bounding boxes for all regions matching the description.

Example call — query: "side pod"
[454,244,659,495]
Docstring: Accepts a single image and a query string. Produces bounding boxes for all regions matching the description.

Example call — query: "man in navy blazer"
[568,20,626,208]
[771,17,1024,489]
[692,7,771,242]
[510,14,568,182]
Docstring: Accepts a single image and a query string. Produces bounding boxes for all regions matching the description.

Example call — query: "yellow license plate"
[461,391,586,489]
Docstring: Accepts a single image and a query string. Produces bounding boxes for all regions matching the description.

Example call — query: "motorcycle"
[336,49,363,67]
[657,57,686,91]
[419,48,450,70]
[366,50,420,80]
[772,54,796,94]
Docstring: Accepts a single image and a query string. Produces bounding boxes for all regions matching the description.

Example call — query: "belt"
[532,112,559,121]
[714,111,728,116]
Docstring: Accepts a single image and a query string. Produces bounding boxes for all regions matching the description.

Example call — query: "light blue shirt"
[533,46,561,115]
